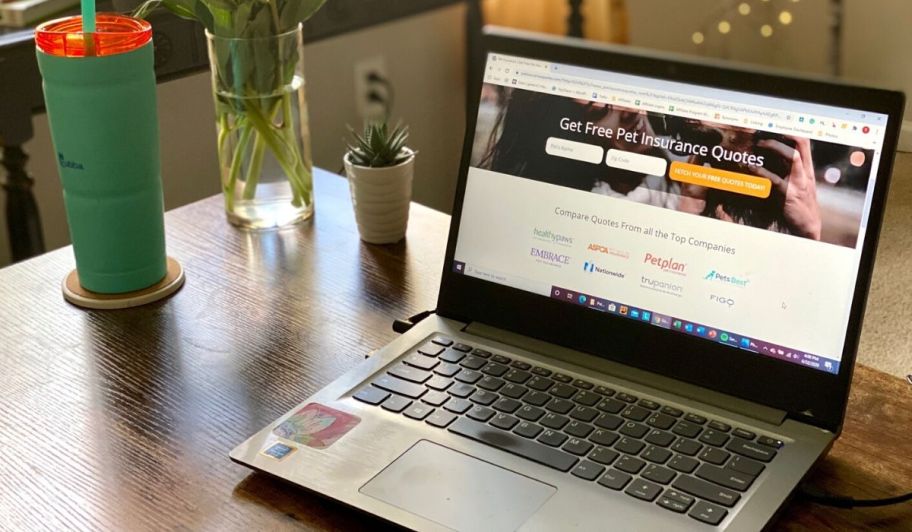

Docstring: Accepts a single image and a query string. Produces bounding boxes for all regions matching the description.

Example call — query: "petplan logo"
[704,270,750,287]
[643,252,686,275]
[583,261,625,279]
[531,247,571,267]
[588,243,630,259]
[533,228,573,247]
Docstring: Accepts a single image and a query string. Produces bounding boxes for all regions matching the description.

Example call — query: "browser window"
[453,53,890,375]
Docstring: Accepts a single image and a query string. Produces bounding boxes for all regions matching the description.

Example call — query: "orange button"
[669,161,772,199]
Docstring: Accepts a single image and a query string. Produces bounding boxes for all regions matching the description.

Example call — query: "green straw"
[81,0,96,33]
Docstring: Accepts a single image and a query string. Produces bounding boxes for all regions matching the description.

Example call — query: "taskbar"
[550,285,841,375]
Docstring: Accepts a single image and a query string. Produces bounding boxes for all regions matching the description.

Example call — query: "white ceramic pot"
[343,148,415,244]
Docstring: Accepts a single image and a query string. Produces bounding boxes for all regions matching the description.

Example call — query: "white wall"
[841,0,912,149]
[304,6,466,212]
[0,4,466,267]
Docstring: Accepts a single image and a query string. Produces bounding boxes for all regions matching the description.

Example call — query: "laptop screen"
[452,52,890,376]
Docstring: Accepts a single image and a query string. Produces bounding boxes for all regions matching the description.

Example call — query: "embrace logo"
[533,228,573,246]
[704,270,750,287]
[531,247,571,266]
[643,252,685,274]
[583,261,625,279]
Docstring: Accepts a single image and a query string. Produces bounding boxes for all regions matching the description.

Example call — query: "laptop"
[231,28,905,531]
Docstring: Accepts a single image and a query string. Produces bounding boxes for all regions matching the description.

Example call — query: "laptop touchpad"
[360,440,556,531]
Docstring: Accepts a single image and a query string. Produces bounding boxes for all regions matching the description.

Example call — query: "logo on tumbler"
[58,152,85,170]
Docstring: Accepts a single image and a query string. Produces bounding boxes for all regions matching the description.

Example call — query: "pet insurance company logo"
[530,247,571,268]
[640,275,685,297]
[533,227,573,248]
[587,242,630,259]
[704,270,750,288]
[643,252,686,276]
[583,261,625,279]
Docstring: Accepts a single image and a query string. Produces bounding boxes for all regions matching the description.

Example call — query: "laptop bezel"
[436,28,905,434]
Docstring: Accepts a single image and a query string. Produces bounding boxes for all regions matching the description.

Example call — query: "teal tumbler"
[36,14,166,294]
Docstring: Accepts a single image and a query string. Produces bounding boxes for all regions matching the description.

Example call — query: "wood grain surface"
[0,168,909,530]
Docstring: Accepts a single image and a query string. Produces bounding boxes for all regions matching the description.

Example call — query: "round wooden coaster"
[62,257,185,310]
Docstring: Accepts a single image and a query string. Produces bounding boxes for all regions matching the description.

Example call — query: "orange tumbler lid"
[36,13,151,58]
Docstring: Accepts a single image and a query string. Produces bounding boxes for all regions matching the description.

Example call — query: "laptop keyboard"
[353,336,784,527]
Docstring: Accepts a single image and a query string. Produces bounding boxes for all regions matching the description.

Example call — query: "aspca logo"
[588,243,630,259]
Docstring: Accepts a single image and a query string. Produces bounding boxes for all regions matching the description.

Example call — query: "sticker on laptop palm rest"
[272,403,361,449]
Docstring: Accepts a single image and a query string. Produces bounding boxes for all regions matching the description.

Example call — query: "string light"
[692,0,798,48]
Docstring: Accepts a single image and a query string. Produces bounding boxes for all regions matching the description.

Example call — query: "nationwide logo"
[530,247,571,267]
[643,252,686,275]
[587,243,630,259]
[704,270,750,287]
[533,228,573,247]
[583,261,625,279]
[640,275,684,296]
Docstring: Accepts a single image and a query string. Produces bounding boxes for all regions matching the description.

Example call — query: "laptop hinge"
[464,321,788,427]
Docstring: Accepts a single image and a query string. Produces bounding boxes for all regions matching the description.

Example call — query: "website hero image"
[454,57,884,375]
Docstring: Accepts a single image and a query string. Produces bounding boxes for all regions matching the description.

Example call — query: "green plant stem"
[243,95,310,207]
[268,0,282,34]
[242,131,266,200]
[279,91,313,206]
[242,97,285,200]
[216,112,231,168]
[224,123,253,212]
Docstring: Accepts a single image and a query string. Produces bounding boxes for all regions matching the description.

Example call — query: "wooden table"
[0,168,909,530]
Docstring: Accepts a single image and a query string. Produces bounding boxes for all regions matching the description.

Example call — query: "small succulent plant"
[346,121,412,168]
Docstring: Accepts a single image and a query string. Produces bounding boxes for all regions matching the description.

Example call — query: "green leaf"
[190,0,215,33]
[344,119,411,168]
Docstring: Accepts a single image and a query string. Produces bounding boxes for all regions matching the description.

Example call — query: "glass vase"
[206,25,314,230]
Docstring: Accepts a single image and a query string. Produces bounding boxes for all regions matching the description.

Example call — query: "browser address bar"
[518,69,782,121]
